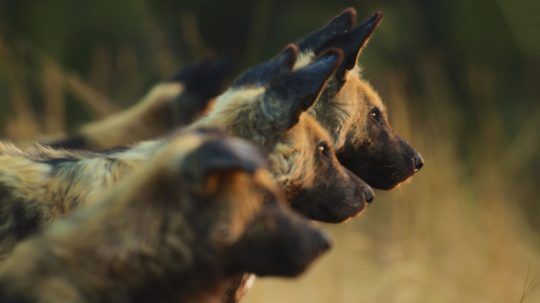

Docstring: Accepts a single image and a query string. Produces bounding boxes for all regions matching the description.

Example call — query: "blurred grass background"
[0,0,539,302]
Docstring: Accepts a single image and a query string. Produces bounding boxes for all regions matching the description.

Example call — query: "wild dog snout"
[363,185,375,204]
[412,151,424,172]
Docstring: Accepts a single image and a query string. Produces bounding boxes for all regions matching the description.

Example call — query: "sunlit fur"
[194,87,337,199]
[294,54,385,148]
[314,68,387,148]
[0,132,327,303]
[0,136,178,259]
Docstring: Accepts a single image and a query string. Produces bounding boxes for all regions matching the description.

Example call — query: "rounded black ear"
[167,54,234,102]
[230,44,299,88]
[321,12,383,81]
[260,48,344,131]
[297,7,357,53]
[181,138,266,187]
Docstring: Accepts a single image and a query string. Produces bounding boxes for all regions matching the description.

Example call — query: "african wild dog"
[0,45,372,259]
[0,128,330,303]
[47,56,231,150]
[0,138,162,259]
[192,44,375,223]
[293,8,424,189]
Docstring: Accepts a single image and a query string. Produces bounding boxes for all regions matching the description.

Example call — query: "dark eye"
[317,142,332,158]
[369,108,383,122]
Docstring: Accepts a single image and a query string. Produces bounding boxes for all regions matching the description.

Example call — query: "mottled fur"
[0,47,371,261]
[0,130,329,303]
[0,139,163,259]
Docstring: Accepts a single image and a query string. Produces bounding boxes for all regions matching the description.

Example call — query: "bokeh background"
[1,0,539,302]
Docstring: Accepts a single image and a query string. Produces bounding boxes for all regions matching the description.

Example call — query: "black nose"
[315,231,332,252]
[364,187,375,204]
[412,152,424,172]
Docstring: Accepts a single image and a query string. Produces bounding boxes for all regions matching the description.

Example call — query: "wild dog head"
[296,9,424,190]
[196,45,375,223]
[172,129,331,277]
[116,127,331,278]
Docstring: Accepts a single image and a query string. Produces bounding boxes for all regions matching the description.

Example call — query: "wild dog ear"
[322,12,383,81]
[181,138,266,192]
[231,44,298,88]
[167,54,233,102]
[297,7,357,53]
[261,48,343,131]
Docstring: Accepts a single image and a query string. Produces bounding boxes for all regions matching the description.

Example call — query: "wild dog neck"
[191,87,279,149]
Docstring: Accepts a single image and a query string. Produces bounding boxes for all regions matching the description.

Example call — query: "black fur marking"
[231,45,298,88]
[0,185,43,243]
[168,55,233,102]
[97,145,130,155]
[35,146,126,168]
[229,200,331,277]
[11,200,41,240]
[337,117,422,190]
[36,157,80,167]
[45,134,88,150]
[37,144,128,168]
[297,7,357,53]
[320,12,383,80]
[0,283,32,303]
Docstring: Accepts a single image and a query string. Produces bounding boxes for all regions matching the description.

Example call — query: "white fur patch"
[245,274,257,290]
[293,51,315,70]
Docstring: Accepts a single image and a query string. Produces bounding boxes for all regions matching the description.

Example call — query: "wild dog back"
[0,139,158,259]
